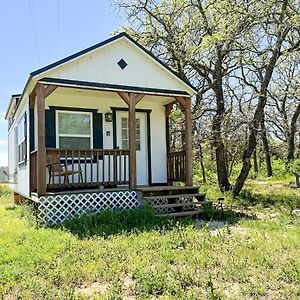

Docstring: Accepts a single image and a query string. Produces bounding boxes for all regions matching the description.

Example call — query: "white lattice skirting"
[149,196,195,215]
[37,190,139,225]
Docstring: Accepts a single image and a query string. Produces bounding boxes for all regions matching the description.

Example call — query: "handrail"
[167,150,186,183]
[30,148,130,191]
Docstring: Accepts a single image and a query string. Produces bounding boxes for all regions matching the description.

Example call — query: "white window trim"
[17,115,26,145]
[17,113,27,165]
[121,116,141,151]
[55,110,93,149]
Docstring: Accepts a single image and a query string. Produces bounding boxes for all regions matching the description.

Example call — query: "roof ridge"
[30,32,127,76]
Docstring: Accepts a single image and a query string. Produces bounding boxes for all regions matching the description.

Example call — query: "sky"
[0,0,123,166]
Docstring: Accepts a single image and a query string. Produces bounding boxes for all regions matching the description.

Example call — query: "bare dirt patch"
[75,281,110,298]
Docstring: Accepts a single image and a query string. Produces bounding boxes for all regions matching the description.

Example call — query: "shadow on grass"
[58,205,256,239]
[200,204,256,223]
[239,189,300,210]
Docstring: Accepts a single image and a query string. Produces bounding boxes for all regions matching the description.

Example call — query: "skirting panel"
[149,195,195,215]
[37,190,139,225]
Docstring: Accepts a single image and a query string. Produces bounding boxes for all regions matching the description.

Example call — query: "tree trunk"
[287,104,300,162]
[261,115,273,177]
[296,174,300,188]
[233,94,268,196]
[210,142,214,160]
[253,147,258,177]
[212,112,231,191]
[233,0,288,196]
[287,137,295,161]
[224,144,229,174]
[198,143,207,183]
[211,51,231,192]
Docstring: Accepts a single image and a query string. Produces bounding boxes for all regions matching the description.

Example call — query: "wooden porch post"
[185,97,193,186]
[165,103,173,148]
[128,94,138,189]
[36,83,46,196]
[118,92,144,189]
[165,103,173,184]
[175,96,193,186]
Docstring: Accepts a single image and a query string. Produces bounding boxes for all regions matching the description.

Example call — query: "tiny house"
[5,33,204,225]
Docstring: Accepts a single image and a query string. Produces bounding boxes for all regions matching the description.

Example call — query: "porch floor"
[31,185,200,198]
[138,185,200,197]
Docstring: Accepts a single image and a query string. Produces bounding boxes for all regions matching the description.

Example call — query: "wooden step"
[139,186,200,197]
[144,193,206,201]
[153,200,211,209]
[139,186,198,192]
[157,209,203,217]
[153,201,202,209]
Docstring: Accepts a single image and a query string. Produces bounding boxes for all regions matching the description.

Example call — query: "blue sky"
[0,0,122,165]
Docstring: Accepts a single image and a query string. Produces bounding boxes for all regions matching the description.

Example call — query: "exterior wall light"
[105,112,113,122]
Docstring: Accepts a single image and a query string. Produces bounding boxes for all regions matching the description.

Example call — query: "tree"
[289,159,300,187]
[114,0,300,195]
[114,0,257,191]
[260,114,273,177]
[233,0,300,196]
[267,53,300,162]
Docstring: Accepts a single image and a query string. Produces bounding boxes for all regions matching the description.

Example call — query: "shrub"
[60,205,192,238]
[289,159,300,187]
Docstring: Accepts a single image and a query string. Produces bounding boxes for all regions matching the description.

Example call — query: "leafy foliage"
[60,205,192,238]
[114,0,300,195]
[289,159,300,175]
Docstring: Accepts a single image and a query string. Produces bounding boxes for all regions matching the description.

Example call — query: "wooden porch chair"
[47,155,83,185]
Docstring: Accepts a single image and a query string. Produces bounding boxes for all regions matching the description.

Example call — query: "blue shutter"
[29,109,34,152]
[45,109,56,148]
[93,112,103,149]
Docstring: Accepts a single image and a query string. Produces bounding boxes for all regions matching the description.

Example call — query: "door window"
[121,117,141,150]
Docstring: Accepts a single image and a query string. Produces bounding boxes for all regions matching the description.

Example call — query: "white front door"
[116,111,148,186]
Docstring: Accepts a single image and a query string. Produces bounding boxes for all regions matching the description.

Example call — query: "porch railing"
[30,148,130,191]
[167,150,186,183]
[30,150,38,191]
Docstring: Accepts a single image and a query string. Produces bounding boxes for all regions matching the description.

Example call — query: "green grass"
[194,156,300,211]
[0,183,300,299]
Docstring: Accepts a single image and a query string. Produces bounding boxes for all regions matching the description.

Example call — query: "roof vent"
[117,59,127,70]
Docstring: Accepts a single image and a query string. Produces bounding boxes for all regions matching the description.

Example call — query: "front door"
[116,111,148,186]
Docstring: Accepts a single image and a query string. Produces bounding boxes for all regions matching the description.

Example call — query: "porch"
[29,79,193,196]
[30,148,187,191]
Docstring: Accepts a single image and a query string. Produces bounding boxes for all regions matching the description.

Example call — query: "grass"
[195,157,300,211]
[0,183,300,299]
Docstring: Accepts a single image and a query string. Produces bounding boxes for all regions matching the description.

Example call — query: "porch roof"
[38,77,190,97]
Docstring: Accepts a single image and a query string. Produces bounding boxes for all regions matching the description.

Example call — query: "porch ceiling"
[39,77,188,104]
[48,86,176,105]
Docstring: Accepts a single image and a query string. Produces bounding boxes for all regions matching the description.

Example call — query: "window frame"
[17,112,27,165]
[121,116,141,151]
[55,110,93,149]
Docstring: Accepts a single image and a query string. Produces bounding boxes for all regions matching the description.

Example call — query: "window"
[17,113,27,164]
[121,117,141,150]
[56,111,92,149]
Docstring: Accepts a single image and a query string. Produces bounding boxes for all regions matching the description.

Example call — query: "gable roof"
[6,32,197,120]
[4,94,22,120]
[30,32,197,92]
